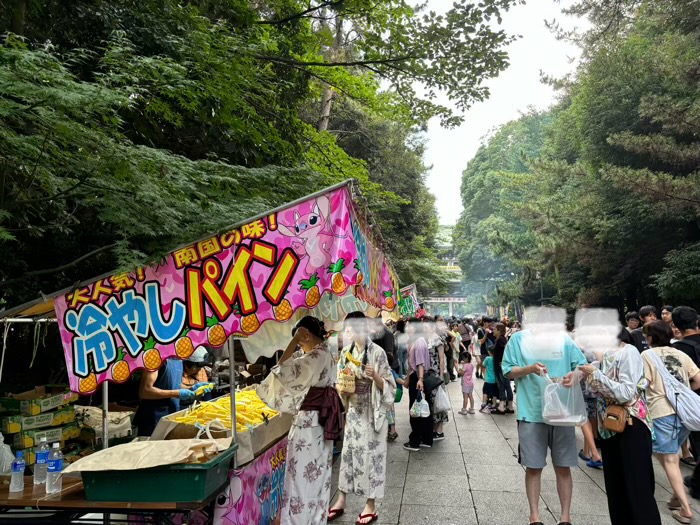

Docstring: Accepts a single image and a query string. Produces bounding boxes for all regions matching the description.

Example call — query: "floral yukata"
[428,334,449,424]
[257,342,337,525]
[337,339,396,499]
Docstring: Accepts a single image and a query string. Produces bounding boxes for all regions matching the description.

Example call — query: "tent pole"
[102,381,109,450]
[229,340,236,446]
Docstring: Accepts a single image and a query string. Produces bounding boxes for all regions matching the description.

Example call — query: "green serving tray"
[81,444,237,503]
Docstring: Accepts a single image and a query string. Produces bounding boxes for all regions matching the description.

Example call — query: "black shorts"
[483,382,498,398]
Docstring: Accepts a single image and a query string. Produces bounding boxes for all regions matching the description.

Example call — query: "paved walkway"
[330,377,697,525]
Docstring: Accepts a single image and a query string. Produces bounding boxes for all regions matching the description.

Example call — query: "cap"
[16,451,23,458]
[186,346,209,364]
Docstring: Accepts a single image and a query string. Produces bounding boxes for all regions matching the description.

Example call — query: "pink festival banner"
[53,184,398,393]
[213,437,287,525]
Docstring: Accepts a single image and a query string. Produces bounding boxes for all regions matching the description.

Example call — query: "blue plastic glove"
[192,382,214,394]
[179,389,195,401]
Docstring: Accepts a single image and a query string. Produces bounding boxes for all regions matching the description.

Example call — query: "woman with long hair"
[257,316,342,525]
[579,328,659,525]
[424,316,449,440]
[329,312,396,525]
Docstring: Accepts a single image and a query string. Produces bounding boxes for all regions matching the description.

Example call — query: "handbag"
[337,343,361,395]
[424,371,444,393]
[603,404,630,433]
[395,383,403,403]
[337,369,356,394]
[457,364,465,378]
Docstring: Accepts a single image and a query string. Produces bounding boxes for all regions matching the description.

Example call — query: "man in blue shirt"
[502,329,586,525]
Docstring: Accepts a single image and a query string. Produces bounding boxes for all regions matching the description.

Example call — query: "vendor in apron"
[135,357,212,436]
[180,347,213,407]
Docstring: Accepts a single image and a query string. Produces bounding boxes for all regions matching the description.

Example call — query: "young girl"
[458,352,475,415]
[480,348,498,413]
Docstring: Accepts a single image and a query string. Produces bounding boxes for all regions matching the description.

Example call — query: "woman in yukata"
[329,311,396,525]
[257,316,343,525]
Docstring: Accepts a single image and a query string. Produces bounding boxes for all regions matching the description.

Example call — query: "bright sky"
[424,0,584,225]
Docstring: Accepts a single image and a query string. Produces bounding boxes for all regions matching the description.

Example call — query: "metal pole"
[101,381,109,450]
[229,340,236,445]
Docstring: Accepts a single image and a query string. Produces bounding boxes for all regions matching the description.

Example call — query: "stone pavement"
[330,377,698,525]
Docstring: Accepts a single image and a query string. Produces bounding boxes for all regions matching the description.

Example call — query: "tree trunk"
[10,0,28,36]
[317,15,344,132]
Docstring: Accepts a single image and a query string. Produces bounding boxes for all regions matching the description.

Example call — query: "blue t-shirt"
[501,330,586,423]
[483,356,496,384]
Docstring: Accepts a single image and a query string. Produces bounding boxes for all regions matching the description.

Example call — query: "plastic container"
[34,437,50,485]
[46,443,63,494]
[10,451,25,493]
[81,444,237,502]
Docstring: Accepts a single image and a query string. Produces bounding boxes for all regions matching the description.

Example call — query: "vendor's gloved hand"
[192,382,213,392]
[179,389,196,401]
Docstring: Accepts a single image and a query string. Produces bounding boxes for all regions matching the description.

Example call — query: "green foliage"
[457,0,700,312]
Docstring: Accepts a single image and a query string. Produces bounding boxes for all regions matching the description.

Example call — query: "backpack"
[675,338,700,369]
[646,350,700,431]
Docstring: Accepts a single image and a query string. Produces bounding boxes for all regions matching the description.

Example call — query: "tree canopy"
[457,0,700,312]
[0,0,522,309]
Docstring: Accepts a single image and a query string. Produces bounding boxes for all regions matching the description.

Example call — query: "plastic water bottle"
[34,437,50,486]
[46,443,63,495]
[9,451,25,493]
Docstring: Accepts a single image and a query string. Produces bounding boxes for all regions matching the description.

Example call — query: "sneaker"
[433,432,445,441]
[468,408,476,414]
[419,443,432,448]
[458,409,468,415]
[403,442,420,451]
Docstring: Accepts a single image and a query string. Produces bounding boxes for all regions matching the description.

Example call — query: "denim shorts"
[652,414,690,455]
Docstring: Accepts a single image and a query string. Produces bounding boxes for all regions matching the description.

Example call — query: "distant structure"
[424,225,468,317]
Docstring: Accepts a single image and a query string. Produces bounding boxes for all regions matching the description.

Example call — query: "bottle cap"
[16,451,23,458]
[52,443,59,449]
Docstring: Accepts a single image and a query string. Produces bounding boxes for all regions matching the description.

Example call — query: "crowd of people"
[256,304,700,525]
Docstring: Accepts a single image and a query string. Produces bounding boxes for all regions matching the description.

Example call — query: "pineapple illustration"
[353,259,364,285]
[176,328,195,358]
[143,337,162,371]
[206,317,226,347]
[233,305,260,335]
[241,313,260,334]
[111,347,130,383]
[328,259,347,295]
[79,372,97,394]
[273,298,293,322]
[300,273,321,308]
[383,290,396,310]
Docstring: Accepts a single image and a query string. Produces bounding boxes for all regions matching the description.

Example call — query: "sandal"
[668,496,682,510]
[356,513,378,524]
[672,510,692,524]
[578,449,591,462]
[586,458,603,470]
[328,508,345,522]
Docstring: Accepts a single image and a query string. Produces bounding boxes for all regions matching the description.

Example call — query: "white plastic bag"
[541,373,587,426]
[410,392,430,418]
[0,433,13,474]
[434,385,451,413]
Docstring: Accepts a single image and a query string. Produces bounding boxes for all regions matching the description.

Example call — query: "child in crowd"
[458,352,475,415]
[480,348,498,413]
[386,352,405,441]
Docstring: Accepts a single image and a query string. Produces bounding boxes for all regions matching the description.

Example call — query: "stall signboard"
[398,284,419,318]
[213,437,287,525]
[54,184,398,393]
